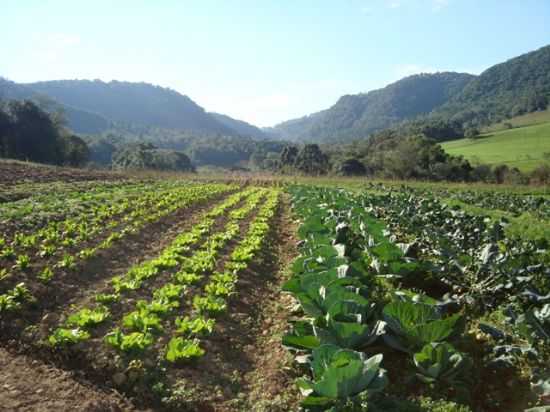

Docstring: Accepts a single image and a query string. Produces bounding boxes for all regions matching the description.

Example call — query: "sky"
[1,1,549,127]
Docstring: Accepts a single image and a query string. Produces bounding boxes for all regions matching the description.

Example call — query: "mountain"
[26,80,234,135]
[209,112,268,140]
[0,78,112,134]
[434,44,550,125]
[270,72,475,143]
[272,45,550,143]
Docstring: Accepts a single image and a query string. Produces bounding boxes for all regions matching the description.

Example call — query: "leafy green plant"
[104,328,154,354]
[193,295,227,315]
[413,342,471,385]
[297,344,388,409]
[66,306,110,328]
[165,337,205,362]
[382,300,462,353]
[48,327,90,346]
[13,254,30,270]
[57,254,76,269]
[37,266,54,283]
[95,293,120,304]
[123,308,163,333]
[175,316,215,336]
[0,282,34,312]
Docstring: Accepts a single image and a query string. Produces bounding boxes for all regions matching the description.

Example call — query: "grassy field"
[484,108,550,132]
[442,121,550,172]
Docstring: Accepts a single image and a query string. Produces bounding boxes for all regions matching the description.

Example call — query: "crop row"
[47,187,280,374]
[0,183,235,314]
[367,183,550,220]
[282,186,549,411]
[46,187,262,346]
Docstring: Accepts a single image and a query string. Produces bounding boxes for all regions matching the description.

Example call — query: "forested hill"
[433,44,550,126]
[209,112,268,140]
[269,72,475,143]
[271,44,550,143]
[0,78,111,134]
[26,80,234,135]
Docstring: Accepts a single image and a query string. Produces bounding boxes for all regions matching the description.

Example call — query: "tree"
[280,145,299,166]
[464,127,480,139]
[62,135,90,167]
[6,100,62,164]
[335,158,368,176]
[294,144,330,175]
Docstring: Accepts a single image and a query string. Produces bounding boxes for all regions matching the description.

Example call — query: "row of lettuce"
[47,187,280,371]
[282,186,549,411]
[0,182,235,315]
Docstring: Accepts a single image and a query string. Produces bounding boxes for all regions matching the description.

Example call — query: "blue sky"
[1,1,549,126]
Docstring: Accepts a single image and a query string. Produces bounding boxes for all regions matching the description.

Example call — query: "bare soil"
[0,347,144,412]
[0,159,124,185]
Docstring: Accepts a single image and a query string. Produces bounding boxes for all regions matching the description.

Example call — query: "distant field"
[442,121,550,172]
[484,108,550,132]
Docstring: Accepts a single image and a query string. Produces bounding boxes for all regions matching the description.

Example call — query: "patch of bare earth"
[0,159,124,185]
[0,347,145,412]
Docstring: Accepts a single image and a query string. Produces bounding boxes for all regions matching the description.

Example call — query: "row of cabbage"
[283,186,549,411]
[366,183,550,219]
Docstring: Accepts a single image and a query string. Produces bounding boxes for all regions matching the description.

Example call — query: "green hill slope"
[441,121,550,171]
[270,72,475,142]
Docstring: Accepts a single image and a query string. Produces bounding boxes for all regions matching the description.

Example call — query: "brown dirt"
[0,159,124,185]
[0,347,145,412]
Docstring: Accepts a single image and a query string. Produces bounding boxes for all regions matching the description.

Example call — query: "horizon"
[2,1,550,127]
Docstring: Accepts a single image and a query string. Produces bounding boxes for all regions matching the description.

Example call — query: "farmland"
[1,166,549,411]
[441,120,550,172]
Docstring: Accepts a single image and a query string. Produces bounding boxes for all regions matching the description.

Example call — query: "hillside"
[441,121,550,172]
[270,72,475,143]
[209,112,268,140]
[0,78,111,134]
[27,80,234,135]
[435,44,550,126]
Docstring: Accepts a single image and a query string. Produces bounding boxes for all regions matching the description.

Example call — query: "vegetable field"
[1,175,549,411]
[282,185,550,412]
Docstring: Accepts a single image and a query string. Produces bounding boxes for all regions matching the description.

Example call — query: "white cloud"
[388,1,401,9]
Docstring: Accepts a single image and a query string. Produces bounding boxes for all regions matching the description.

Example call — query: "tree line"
[272,134,549,185]
[0,99,89,166]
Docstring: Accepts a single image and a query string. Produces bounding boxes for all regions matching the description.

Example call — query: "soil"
[0,347,144,412]
[0,159,124,185]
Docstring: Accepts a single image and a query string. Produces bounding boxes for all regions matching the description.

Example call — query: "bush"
[335,158,368,176]
[530,164,550,185]
[112,143,194,172]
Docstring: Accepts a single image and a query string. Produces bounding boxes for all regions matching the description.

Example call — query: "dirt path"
[236,194,301,411]
[0,347,144,412]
